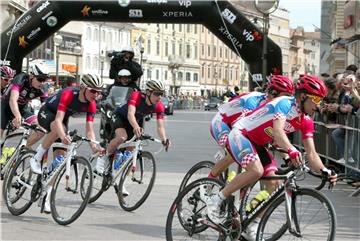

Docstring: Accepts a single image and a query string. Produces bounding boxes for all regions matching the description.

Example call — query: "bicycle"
[166,147,336,241]
[4,130,95,225]
[1,123,46,198]
[87,133,167,212]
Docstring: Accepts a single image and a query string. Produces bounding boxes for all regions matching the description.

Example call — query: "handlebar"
[67,129,100,145]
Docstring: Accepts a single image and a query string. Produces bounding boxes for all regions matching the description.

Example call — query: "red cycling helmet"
[1,66,16,79]
[297,74,327,98]
[267,75,295,94]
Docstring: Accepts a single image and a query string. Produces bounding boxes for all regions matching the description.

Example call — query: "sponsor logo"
[238,148,250,160]
[27,27,41,40]
[118,0,130,7]
[249,107,268,121]
[163,11,193,17]
[37,0,50,13]
[147,0,167,4]
[221,8,236,24]
[18,36,28,48]
[179,0,191,8]
[29,93,35,98]
[243,29,262,41]
[6,15,32,36]
[219,26,242,49]
[0,60,11,65]
[129,9,143,18]
[46,16,57,27]
[252,73,262,82]
[264,127,273,138]
[81,5,91,17]
[92,9,109,15]
[40,110,47,119]
[41,11,53,20]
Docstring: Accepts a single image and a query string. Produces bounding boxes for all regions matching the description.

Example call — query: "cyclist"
[0,63,49,146]
[95,79,170,174]
[206,75,338,240]
[1,65,16,96]
[29,74,104,213]
[210,75,295,177]
[106,68,139,94]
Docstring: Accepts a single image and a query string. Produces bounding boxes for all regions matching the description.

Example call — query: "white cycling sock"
[34,145,47,162]
[218,191,226,200]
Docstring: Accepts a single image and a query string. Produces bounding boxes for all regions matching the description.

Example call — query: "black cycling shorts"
[0,102,37,130]
[110,112,134,140]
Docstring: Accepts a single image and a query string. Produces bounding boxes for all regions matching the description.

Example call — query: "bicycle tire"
[4,151,36,216]
[166,177,225,241]
[257,188,336,241]
[1,133,25,181]
[117,151,156,212]
[51,156,93,225]
[84,155,105,203]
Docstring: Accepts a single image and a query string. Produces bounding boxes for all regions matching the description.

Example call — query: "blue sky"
[279,0,321,32]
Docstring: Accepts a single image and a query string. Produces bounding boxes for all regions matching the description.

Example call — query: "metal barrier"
[293,112,360,196]
[173,99,205,110]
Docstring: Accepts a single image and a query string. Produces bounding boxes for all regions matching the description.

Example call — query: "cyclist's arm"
[156,119,167,142]
[273,118,294,150]
[85,121,100,152]
[9,89,21,119]
[128,105,140,130]
[302,138,324,172]
[53,110,67,140]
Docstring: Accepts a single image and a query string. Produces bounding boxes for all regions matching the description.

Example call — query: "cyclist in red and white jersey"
[206,75,338,240]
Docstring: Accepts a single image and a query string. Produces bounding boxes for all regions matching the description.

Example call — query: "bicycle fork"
[284,181,302,238]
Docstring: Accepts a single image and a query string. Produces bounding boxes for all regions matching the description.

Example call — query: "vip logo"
[179,0,191,8]
[243,29,262,41]
[36,0,50,13]
[129,9,143,18]
[221,8,236,24]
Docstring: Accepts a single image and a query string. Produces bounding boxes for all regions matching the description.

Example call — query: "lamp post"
[254,0,279,88]
[53,34,63,88]
[73,45,82,85]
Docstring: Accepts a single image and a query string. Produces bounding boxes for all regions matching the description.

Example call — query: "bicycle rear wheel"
[4,150,37,216]
[166,177,226,241]
[257,188,336,241]
[117,151,156,211]
[51,156,93,225]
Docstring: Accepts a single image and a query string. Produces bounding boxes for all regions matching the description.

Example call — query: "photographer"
[109,46,143,84]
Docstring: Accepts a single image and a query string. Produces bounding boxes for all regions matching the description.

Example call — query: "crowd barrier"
[173,99,205,110]
[293,112,360,196]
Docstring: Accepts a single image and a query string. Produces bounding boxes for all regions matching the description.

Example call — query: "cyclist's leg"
[107,128,128,154]
[22,108,45,148]
[0,103,12,139]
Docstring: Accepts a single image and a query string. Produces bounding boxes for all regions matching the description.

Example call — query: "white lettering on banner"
[6,15,32,36]
[92,9,109,15]
[243,29,254,41]
[252,73,263,82]
[219,26,242,49]
[0,60,11,66]
[163,11,193,18]
[179,0,191,8]
[41,11,53,20]
[129,9,143,18]
[221,8,236,24]
[27,27,41,40]
[147,0,167,4]
[37,0,50,13]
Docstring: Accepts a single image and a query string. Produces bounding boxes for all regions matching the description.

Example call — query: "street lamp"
[73,45,82,85]
[53,34,63,88]
[254,0,279,88]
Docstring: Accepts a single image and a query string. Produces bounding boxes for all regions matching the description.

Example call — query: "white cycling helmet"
[146,79,165,92]
[29,63,50,78]
[118,69,131,77]
[81,73,103,90]
[121,46,134,54]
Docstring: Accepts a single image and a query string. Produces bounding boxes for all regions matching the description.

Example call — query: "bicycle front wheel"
[82,155,105,203]
[51,156,93,225]
[257,188,336,241]
[117,151,156,212]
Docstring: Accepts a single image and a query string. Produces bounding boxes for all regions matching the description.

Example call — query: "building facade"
[343,0,360,68]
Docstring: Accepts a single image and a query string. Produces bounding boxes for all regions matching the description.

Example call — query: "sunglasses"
[36,77,48,82]
[1,78,11,82]
[306,94,323,105]
[88,88,102,94]
[152,91,164,97]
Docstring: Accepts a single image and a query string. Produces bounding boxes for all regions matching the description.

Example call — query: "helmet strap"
[146,90,154,105]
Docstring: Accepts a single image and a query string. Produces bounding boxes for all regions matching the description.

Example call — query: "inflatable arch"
[1,0,282,88]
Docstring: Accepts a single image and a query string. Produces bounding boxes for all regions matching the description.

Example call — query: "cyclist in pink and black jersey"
[0,66,16,96]
[206,75,338,240]
[95,79,170,174]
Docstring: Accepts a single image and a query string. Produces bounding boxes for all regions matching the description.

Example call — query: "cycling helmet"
[267,75,295,94]
[118,69,131,77]
[146,79,165,92]
[297,74,327,98]
[29,63,49,78]
[81,74,103,90]
[121,46,134,54]
[1,66,16,79]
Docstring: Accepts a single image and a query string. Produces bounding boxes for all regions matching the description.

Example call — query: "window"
[94,29,99,41]
[201,44,204,56]
[187,24,190,33]
[208,67,211,78]
[165,42,168,56]
[165,24,168,29]
[230,69,233,80]
[147,69,152,79]
[172,24,175,30]
[193,73,198,82]
[202,26,205,33]
[219,47,222,58]
[172,42,176,55]
[207,45,211,57]
[194,25,197,34]
[186,72,191,81]
[178,72,183,81]
[179,43,183,55]
[86,56,91,69]
[179,24,182,31]
[194,45,198,59]
[186,44,191,58]
[164,70,168,80]
[156,69,160,79]
[219,68,222,79]
[101,30,105,42]
[156,40,160,55]
[201,66,204,76]
[147,39,151,54]
[93,57,98,69]
[225,49,228,58]
[311,53,315,59]
[86,27,91,40]
[213,46,216,58]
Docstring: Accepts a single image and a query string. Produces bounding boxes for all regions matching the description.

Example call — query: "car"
[161,96,174,115]
[204,97,222,111]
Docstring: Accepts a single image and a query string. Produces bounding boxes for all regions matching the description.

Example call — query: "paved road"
[1,111,359,240]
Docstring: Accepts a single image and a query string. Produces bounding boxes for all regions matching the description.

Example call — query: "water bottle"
[245,190,270,214]
[47,155,64,174]
[122,150,132,162]
[226,171,237,183]
[113,151,124,171]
